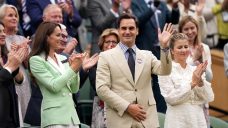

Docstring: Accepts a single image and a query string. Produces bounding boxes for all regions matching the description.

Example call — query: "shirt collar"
[119,42,137,54]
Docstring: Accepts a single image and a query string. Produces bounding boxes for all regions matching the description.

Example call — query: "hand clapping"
[191,61,208,88]
[192,44,204,64]
[4,43,29,72]
[69,52,86,72]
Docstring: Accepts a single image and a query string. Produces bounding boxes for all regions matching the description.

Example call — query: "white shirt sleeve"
[158,75,192,106]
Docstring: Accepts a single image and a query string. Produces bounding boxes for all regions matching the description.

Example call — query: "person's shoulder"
[202,43,210,51]
[202,43,210,48]
[100,47,117,55]
[30,55,42,61]
[29,54,46,62]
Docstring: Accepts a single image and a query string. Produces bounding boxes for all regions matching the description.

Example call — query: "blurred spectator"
[178,0,207,41]
[26,0,81,37]
[73,0,88,18]
[131,0,180,113]
[211,0,228,49]
[86,0,131,54]
[203,0,219,47]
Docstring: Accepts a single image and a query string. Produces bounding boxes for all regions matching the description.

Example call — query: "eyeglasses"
[61,34,68,39]
[104,40,118,45]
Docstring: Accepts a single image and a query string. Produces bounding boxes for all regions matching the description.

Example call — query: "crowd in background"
[0,0,227,127]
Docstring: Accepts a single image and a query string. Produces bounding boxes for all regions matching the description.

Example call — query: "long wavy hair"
[29,22,61,60]
[28,22,61,86]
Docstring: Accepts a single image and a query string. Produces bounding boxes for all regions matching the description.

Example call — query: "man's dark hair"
[117,13,138,28]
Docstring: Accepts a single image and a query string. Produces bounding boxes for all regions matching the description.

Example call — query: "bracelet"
[161,47,170,52]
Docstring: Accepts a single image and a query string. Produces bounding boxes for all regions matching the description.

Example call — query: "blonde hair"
[169,33,189,59]
[98,28,120,50]
[0,4,19,33]
[169,33,189,50]
[178,15,201,47]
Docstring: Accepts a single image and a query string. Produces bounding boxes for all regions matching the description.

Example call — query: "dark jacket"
[0,68,20,127]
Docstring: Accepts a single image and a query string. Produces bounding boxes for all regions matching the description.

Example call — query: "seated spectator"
[158,33,214,128]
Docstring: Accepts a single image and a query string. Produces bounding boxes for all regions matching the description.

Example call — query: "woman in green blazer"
[29,22,85,128]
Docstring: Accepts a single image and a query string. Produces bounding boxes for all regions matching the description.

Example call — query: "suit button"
[135,89,137,91]
[62,93,66,96]
[68,93,72,96]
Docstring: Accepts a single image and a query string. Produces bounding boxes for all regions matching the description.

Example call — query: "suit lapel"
[135,48,145,83]
[111,46,135,85]
[46,54,72,92]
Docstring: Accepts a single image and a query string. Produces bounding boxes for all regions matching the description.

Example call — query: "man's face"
[43,8,63,24]
[118,19,138,47]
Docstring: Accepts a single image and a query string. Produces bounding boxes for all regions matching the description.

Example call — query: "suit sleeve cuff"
[4,67,12,74]
[117,102,130,117]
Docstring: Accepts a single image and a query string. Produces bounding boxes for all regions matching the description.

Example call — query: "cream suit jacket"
[96,45,172,128]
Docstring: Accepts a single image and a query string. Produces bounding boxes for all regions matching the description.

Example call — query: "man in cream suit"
[96,13,173,128]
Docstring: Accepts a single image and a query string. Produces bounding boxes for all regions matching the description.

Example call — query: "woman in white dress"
[158,33,214,128]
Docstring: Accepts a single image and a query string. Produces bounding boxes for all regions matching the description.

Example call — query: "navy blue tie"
[127,48,135,80]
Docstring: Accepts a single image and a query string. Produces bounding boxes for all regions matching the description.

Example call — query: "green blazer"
[29,53,80,127]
